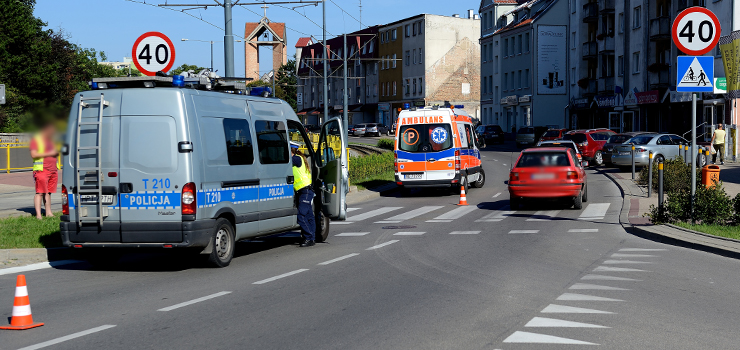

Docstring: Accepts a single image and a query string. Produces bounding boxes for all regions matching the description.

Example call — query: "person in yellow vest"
[711,123,726,165]
[291,141,315,247]
[29,123,60,219]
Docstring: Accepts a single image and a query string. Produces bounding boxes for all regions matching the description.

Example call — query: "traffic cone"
[0,275,43,330]
[457,185,469,206]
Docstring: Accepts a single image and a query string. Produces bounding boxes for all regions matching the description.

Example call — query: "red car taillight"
[394,153,398,172]
[566,171,579,180]
[61,185,69,215]
[182,182,197,215]
[454,150,461,171]
[510,172,519,182]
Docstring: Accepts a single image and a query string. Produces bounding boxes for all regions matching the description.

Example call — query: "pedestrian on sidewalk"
[290,141,316,247]
[29,123,60,219]
[711,124,726,165]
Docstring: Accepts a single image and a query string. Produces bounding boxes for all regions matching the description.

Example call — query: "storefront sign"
[297,93,303,105]
[624,91,637,106]
[635,90,659,104]
[378,103,390,111]
[571,98,589,109]
[503,95,519,106]
[519,95,531,103]
[537,25,567,95]
[595,95,617,108]
[670,91,702,103]
[714,77,727,94]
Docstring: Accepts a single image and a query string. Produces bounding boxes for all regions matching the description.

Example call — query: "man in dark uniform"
[291,142,316,247]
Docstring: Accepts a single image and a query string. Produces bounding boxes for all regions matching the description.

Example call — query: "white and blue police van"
[59,75,348,267]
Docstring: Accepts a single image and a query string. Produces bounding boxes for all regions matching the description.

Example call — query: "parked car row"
[348,123,390,137]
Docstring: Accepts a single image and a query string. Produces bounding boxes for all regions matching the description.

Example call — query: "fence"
[289,132,344,159]
[0,143,34,173]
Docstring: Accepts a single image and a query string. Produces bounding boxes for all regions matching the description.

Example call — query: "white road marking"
[503,331,597,345]
[503,164,508,166]
[509,230,539,234]
[619,248,668,252]
[374,221,402,224]
[0,260,84,276]
[383,206,444,222]
[527,210,560,221]
[336,232,370,237]
[611,253,658,258]
[425,220,452,223]
[578,203,611,220]
[346,208,361,212]
[347,207,403,222]
[450,231,481,235]
[367,240,399,250]
[158,291,232,311]
[318,253,359,265]
[476,206,515,222]
[541,304,614,314]
[569,283,630,291]
[253,269,309,285]
[431,206,478,221]
[594,266,649,272]
[492,192,502,198]
[569,228,599,233]
[556,293,623,302]
[393,232,426,236]
[581,274,641,281]
[17,325,117,350]
[603,260,652,264]
[330,222,353,225]
[525,317,609,328]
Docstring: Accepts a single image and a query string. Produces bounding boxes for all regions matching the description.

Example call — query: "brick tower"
[244,16,287,82]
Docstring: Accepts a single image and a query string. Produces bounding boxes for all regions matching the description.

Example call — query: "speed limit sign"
[132,32,176,76]
[672,7,721,56]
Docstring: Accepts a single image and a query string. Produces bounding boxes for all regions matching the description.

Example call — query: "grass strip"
[0,213,62,249]
[673,222,740,241]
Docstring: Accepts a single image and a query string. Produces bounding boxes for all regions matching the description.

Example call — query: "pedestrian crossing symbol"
[677,56,714,92]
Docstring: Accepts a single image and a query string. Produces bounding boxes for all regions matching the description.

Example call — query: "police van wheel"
[472,169,486,188]
[208,218,235,268]
[315,211,330,243]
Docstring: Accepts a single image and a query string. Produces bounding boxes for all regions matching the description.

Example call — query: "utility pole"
[343,33,349,141]
[224,0,235,77]
[323,0,328,124]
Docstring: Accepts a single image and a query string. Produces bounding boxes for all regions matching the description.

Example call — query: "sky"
[34,0,481,77]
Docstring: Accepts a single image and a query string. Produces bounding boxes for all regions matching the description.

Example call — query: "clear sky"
[34,0,480,76]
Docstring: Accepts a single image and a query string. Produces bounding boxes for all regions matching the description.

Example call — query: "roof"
[523,147,572,152]
[295,37,313,48]
[493,0,557,36]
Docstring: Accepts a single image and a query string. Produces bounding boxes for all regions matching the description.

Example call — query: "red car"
[508,147,588,209]
[540,128,567,142]
[562,129,615,166]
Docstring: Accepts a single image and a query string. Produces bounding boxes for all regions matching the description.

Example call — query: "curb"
[0,247,77,269]
[345,183,398,205]
[602,171,740,259]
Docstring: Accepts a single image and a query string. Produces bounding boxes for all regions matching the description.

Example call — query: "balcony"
[582,41,598,60]
[578,78,598,96]
[598,36,615,54]
[598,0,615,13]
[599,77,615,94]
[583,2,598,23]
[649,69,670,90]
[649,17,671,41]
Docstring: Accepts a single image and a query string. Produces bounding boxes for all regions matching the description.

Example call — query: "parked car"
[516,126,549,148]
[536,140,582,161]
[304,124,322,134]
[508,147,588,209]
[476,124,505,145]
[364,123,390,137]
[540,128,568,142]
[611,133,704,167]
[602,132,650,165]
[348,124,359,136]
[562,129,616,166]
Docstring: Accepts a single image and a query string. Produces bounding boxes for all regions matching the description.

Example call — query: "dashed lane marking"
[569,283,630,291]
[525,317,609,328]
[509,230,539,234]
[318,253,360,265]
[450,231,481,235]
[158,291,232,311]
[619,248,668,252]
[581,274,641,281]
[492,192,501,198]
[611,253,658,258]
[603,260,652,264]
[336,232,370,237]
[556,293,623,302]
[346,208,361,212]
[378,206,444,223]
[569,229,599,233]
[593,266,649,272]
[503,331,597,345]
[541,304,614,314]
[393,232,426,236]
[17,325,117,350]
[253,269,309,285]
[367,240,399,250]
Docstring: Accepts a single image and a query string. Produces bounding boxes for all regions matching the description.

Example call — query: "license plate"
[404,173,423,179]
[619,151,630,155]
[531,173,556,180]
[80,195,114,205]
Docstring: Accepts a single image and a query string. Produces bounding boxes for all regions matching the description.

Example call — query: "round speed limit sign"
[672,7,721,56]
[132,32,176,76]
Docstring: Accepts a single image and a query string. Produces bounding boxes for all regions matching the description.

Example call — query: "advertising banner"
[719,30,740,98]
[537,25,567,95]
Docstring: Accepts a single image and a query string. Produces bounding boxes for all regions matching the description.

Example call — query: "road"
[4,142,740,349]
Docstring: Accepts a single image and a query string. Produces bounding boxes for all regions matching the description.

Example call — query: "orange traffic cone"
[0,275,44,330]
[457,185,469,206]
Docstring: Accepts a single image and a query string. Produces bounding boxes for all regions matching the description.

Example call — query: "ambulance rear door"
[423,111,456,182]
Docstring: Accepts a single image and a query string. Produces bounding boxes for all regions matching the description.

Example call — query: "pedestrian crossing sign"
[677,56,714,92]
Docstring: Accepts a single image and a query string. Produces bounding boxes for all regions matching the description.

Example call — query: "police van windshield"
[399,124,453,153]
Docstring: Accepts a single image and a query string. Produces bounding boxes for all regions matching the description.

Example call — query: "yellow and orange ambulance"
[394,107,485,192]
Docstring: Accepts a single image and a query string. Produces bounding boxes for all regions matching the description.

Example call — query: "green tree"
[275,59,297,111]
[170,64,207,76]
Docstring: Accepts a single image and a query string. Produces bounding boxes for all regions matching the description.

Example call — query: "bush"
[647,183,734,225]
[349,151,394,182]
[637,156,692,193]
[376,138,394,150]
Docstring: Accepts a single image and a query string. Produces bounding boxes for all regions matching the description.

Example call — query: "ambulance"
[394,107,485,192]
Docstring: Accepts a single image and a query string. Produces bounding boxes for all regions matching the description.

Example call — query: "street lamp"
[181,38,243,73]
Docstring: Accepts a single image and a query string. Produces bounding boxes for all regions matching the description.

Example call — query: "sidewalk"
[0,171,62,218]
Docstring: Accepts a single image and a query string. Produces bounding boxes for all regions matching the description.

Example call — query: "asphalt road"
[3,142,740,349]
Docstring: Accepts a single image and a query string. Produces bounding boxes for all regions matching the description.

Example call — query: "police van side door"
[315,117,348,220]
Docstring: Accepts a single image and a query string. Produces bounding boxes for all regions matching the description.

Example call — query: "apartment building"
[480,0,518,126]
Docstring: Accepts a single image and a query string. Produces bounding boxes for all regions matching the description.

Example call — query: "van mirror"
[317,118,348,220]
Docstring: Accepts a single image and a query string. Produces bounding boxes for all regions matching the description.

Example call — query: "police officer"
[291,142,316,247]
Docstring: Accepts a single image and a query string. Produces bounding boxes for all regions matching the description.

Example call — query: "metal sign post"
[0,84,5,105]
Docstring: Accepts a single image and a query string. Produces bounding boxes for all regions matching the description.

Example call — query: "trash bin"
[701,164,721,188]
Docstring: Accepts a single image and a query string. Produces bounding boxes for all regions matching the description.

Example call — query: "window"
[488,75,493,93]
[419,48,423,64]
[369,43,374,53]
[483,45,487,62]
[524,33,530,53]
[632,52,640,73]
[393,81,397,95]
[405,24,410,37]
[494,56,499,73]
[632,6,641,29]
[524,69,529,88]
[495,40,498,46]
[483,76,487,94]
[254,120,288,164]
[413,22,417,36]
[619,13,624,33]
[511,71,516,89]
[392,29,397,40]
[571,67,576,85]
[571,32,576,49]
[392,54,397,68]
[374,62,378,74]
[518,35,523,54]
[504,73,508,91]
[405,79,410,95]
[510,39,515,57]
[418,20,423,34]
[413,79,417,94]
[504,39,508,56]
[373,84,378,96]
[419,78,423,94]
[518,70,522,89]
[405,50,410,66]
[366,85,370,98]
[495,86,499,99]
[362,44,367,54]
[618,55,624,76]
[413,49,417,64]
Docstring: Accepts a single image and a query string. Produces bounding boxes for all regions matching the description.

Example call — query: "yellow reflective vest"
[293,157,311,191]
[32,134,60,171]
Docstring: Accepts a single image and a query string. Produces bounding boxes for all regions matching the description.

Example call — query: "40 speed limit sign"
[672,7,721,56]
[132,32,176,76]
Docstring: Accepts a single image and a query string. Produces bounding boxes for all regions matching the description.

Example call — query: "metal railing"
[682,122,708,141]
[0,143,34,173]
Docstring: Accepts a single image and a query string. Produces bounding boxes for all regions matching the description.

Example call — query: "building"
[244,17,287,83]
[99,57,133,71]
[480,0,570,132]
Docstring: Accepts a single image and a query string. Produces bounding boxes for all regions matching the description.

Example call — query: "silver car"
[611,133,703,167]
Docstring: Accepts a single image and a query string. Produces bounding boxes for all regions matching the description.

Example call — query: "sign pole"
[691,93,697,224]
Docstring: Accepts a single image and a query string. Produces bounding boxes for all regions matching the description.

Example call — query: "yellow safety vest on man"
[32,134,60,171]
[293,157,311,191]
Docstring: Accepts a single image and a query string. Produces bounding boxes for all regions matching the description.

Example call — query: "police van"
[394,107,485,192]
[59,75,348,267]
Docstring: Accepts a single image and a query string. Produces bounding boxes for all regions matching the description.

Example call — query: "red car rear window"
[517,152,571,167]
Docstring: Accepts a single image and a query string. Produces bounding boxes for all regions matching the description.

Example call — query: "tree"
[170,64,207,76]
[275,60,297,111]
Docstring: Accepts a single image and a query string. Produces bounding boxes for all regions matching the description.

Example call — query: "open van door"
[315,117,348,220]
